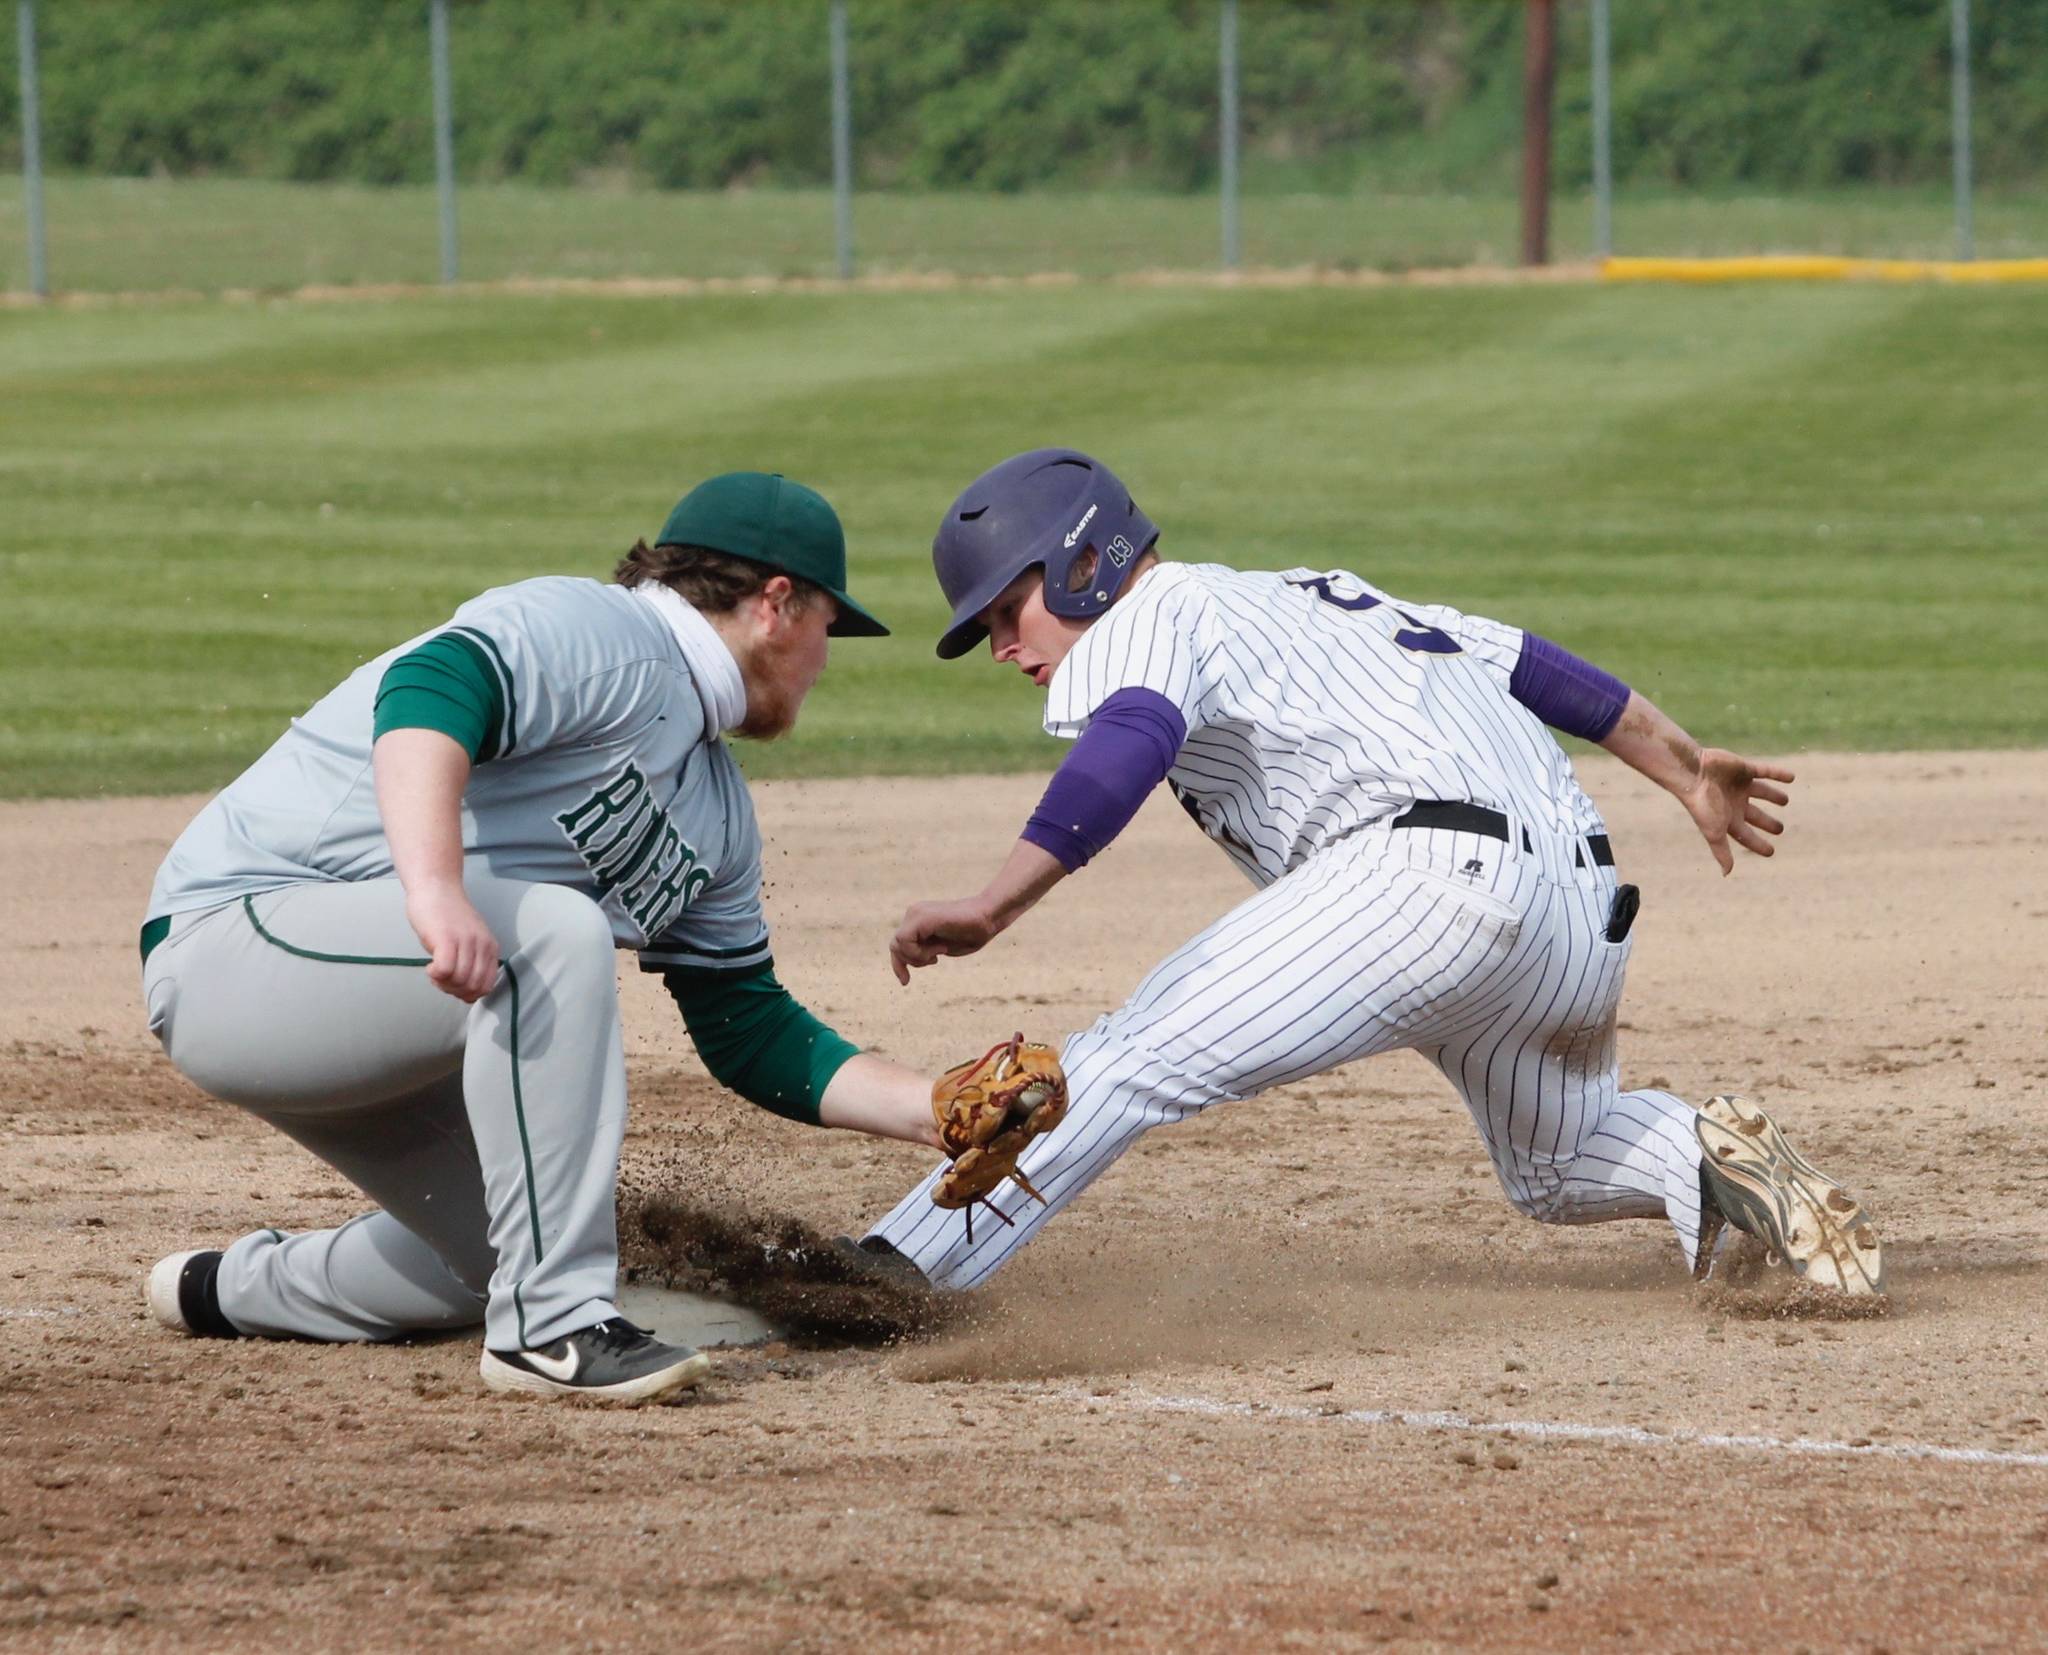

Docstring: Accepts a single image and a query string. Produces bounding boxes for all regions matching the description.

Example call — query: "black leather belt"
[1391,800,1614,869]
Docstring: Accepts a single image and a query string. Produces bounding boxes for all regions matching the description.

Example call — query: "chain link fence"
[5,0,2039,298]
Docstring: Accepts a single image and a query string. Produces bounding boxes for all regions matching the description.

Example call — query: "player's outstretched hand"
[890,898,999,986]
[1679,749,1793,876]
[407,881,503,1002]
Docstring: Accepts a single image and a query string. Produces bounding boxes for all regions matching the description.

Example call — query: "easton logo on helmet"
[930,447,1160,660]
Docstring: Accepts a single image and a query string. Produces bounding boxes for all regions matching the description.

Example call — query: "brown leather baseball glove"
[930,1033,1068,1242]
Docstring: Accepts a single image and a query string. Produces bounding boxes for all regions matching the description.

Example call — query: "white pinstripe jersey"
[1043,562,1608,886]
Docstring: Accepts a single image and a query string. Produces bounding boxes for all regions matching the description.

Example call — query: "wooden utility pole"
[1520,0,1557,266]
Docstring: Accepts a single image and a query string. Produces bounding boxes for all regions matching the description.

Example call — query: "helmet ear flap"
[932,447,1155,654]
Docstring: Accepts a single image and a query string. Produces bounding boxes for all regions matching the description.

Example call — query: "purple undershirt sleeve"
[1508,632,1631,742]
[1021,688,1188,872]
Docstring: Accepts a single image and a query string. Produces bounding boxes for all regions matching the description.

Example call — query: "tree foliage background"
[3,0,2044,192]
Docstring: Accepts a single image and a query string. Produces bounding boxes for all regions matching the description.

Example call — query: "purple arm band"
[1509,632,1631,742]
[1022,688,1188,872]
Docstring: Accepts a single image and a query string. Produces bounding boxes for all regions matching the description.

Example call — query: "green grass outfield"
[4,178,2045,294]
[3,280,2043,798]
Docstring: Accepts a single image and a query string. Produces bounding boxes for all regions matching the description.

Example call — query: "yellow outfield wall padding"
[1604,255,2048,284]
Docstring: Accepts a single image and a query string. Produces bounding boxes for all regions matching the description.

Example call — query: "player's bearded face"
[735,586,834,740]
[981,567,1088,690]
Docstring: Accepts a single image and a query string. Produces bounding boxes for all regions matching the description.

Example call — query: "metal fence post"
[1590,0,1613,259]
[1520,0,1556,267]
[1951,0,1973,262]
[830,0,853,279]
[1218,0,1240,270]
[16,0,48,297]
[429,0,459,283]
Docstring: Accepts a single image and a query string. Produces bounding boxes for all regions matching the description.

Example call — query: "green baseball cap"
[656,471,889,638]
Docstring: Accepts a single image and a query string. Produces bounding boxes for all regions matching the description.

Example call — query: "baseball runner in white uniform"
[862,448,1884,1300]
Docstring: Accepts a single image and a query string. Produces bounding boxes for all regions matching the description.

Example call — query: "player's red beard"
[733,685,802,741]
[733,617,826,741]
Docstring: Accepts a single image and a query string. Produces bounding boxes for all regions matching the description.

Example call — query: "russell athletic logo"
[1062,503,1098,549]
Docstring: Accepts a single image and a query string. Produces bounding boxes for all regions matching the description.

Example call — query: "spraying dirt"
[618,1188,948,1345]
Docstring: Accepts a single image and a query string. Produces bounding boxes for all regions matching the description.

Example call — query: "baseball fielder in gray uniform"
[141,473,942,1403]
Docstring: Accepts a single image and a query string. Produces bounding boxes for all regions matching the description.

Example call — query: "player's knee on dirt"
[1492,1162,1573,1225]
[430,1229,497,1300]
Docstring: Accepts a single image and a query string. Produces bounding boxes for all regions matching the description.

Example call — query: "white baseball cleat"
[479,1317,711,1404]
[1695,1095,1885,1296]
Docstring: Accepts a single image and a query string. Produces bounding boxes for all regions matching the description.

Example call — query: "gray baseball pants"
[143,875,629,1352]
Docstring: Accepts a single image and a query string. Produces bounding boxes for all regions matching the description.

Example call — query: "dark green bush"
[1,0,2043,191]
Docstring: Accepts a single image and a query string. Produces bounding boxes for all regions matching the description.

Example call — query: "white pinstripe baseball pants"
[868,821,1705,1290]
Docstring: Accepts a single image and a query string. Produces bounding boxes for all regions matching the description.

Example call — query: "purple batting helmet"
[931,448,1159,660]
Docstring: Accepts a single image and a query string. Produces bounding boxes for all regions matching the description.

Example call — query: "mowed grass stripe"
[1502,287,2046,746]
[2,285,2043,798]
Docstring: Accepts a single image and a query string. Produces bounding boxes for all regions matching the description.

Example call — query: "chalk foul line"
[1048,1386,2048,1471]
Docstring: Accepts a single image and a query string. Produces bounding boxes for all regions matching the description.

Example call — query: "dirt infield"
[0,260,1605,310]
[4,754,2046,1650]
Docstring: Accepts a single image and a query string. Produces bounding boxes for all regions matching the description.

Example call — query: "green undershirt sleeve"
[662,960,859,1127]
[372,631,506,762]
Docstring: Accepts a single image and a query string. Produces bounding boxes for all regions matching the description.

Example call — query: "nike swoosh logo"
[522,1343,581,1382]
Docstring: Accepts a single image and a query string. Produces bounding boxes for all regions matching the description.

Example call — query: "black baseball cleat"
[479,1318,711,1403]
[831,1234,931,1290]
[1691,1182,1729,1283]
[146,1249,242,1338]
[1694,1095,1885,1296]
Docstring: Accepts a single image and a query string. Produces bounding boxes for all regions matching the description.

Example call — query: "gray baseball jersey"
[148,575,770,974]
